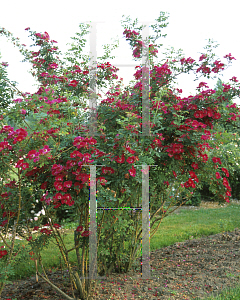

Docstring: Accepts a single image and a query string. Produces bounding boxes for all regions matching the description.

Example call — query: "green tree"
[0,52,18,111]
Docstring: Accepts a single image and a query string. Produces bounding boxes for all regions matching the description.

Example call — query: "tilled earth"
[1,202,240,300]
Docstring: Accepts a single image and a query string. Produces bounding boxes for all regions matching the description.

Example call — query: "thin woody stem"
[37,272,75,300]
[40,202,77,296]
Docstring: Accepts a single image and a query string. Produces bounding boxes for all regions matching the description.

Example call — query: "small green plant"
[0,262,15,285]
[167,289,178,295]
[226,273,237,278]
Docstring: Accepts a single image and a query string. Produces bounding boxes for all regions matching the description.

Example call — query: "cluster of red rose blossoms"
[0,28,124,264]
[0,25,239,267]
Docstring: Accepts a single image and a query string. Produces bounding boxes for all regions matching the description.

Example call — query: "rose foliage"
[0,12,240,299]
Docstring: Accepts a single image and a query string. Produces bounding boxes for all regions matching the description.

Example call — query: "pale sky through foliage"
[1,0,240,114]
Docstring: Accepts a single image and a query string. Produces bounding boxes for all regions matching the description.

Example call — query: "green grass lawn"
[1,201,240,300]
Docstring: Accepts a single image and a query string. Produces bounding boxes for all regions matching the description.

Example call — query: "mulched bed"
[1,228,240,300]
